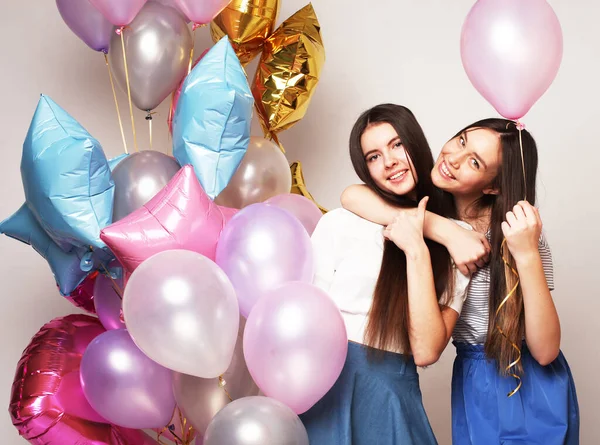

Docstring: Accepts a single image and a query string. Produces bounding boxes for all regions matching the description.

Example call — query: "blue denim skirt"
[452,342,579,445]
[300,341,437,445]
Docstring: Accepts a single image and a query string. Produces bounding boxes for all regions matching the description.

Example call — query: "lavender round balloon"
[243,282,348,414]
[56,0,113,53]
[93,272,126,330]
[204,396,308,445]
[265,194,323,236]
[216,204,314,318]
[80,329,176,429]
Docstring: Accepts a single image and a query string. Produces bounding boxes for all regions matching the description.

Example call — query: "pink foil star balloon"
[101,165,236,274]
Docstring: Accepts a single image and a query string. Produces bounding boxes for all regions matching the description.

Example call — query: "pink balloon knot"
[115,27,123,36]
[516,121,526,131]
[192,23,204,31]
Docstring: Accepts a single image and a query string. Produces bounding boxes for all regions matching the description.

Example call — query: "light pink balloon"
[265,194,323,236]
[461,0,563,120]
[243,282,348,414]
[101,165,237,275]
[89,0,148,26]
[174,0,230,24]
[124,250,240,378]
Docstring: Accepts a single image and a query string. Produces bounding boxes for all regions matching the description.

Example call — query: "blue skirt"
[300,341,437,445]
[452,343,579,445]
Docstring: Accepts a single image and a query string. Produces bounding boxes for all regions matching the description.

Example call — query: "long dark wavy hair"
[348,104,455,354]
[450,118,538,374]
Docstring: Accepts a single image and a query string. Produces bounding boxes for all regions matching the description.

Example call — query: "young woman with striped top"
[341,119,579,444]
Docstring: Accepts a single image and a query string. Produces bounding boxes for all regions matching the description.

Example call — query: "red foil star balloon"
[101,165,236,274]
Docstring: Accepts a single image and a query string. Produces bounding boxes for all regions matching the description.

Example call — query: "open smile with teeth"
[440,161,456,180]
[388,170,408,181]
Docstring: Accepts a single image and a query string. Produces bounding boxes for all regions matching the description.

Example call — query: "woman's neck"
[454,194,491,234]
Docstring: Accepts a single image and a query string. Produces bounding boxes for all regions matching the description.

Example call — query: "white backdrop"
[0,1,596,444]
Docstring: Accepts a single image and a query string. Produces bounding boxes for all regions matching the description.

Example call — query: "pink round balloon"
[243,282,348,414]
[89,0,148,26]
[123,250,240,378]
[265,194,323,236]
[461,0,563,119]
[174,0,230,24]
[216,204,314,318]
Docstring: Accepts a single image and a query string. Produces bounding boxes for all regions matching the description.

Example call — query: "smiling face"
[361,122,417,198]
[431,127,502,201]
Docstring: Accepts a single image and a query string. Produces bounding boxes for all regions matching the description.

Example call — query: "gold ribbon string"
[497,239,522,397]
[188,24,206,74]
[219,375,233,402]
[103,53,128,154]
[119,27,138,152]
[156,408,194,445]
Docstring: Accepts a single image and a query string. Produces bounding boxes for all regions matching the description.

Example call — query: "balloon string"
[146,111,156,150]
[177,408,195,445]
[188,24,206,73]
[119,27,138,152]
[103,53,128,154]
[156,408,194,445]
[497,239,522,397]
[89,246,124,299]
[188,26,197,74]
[219,375,233,402]
[518,123,527,201]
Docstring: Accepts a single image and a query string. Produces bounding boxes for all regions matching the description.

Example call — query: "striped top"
[453,232,555,345]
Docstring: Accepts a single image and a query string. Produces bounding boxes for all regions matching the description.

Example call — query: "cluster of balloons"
[7,158,346,444]
[56,0,231,112]
[4,12,337,442]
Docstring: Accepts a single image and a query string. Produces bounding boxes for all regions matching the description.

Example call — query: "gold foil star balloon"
[210,0,280,66]
[252,3,325,139]
[290,161,327,214]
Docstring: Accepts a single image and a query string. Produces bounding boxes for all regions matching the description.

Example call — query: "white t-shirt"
[311,208,469,352]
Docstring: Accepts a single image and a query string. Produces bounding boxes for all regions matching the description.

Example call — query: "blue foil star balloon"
[1,204,92,295]
[172,37,254,199]
[20,95,115,252]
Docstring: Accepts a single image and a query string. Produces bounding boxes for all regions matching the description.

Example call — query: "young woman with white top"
[299,104,478,445]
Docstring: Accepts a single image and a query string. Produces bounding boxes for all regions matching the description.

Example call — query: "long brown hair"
[451,119,538,374]
[349,104,454,354]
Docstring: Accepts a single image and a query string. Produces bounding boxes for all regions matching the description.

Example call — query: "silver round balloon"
[214,137,292,209]
[203,396,309,445]
[111,150,181,221]
[109,2,192,111]
[173,317,259,435]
